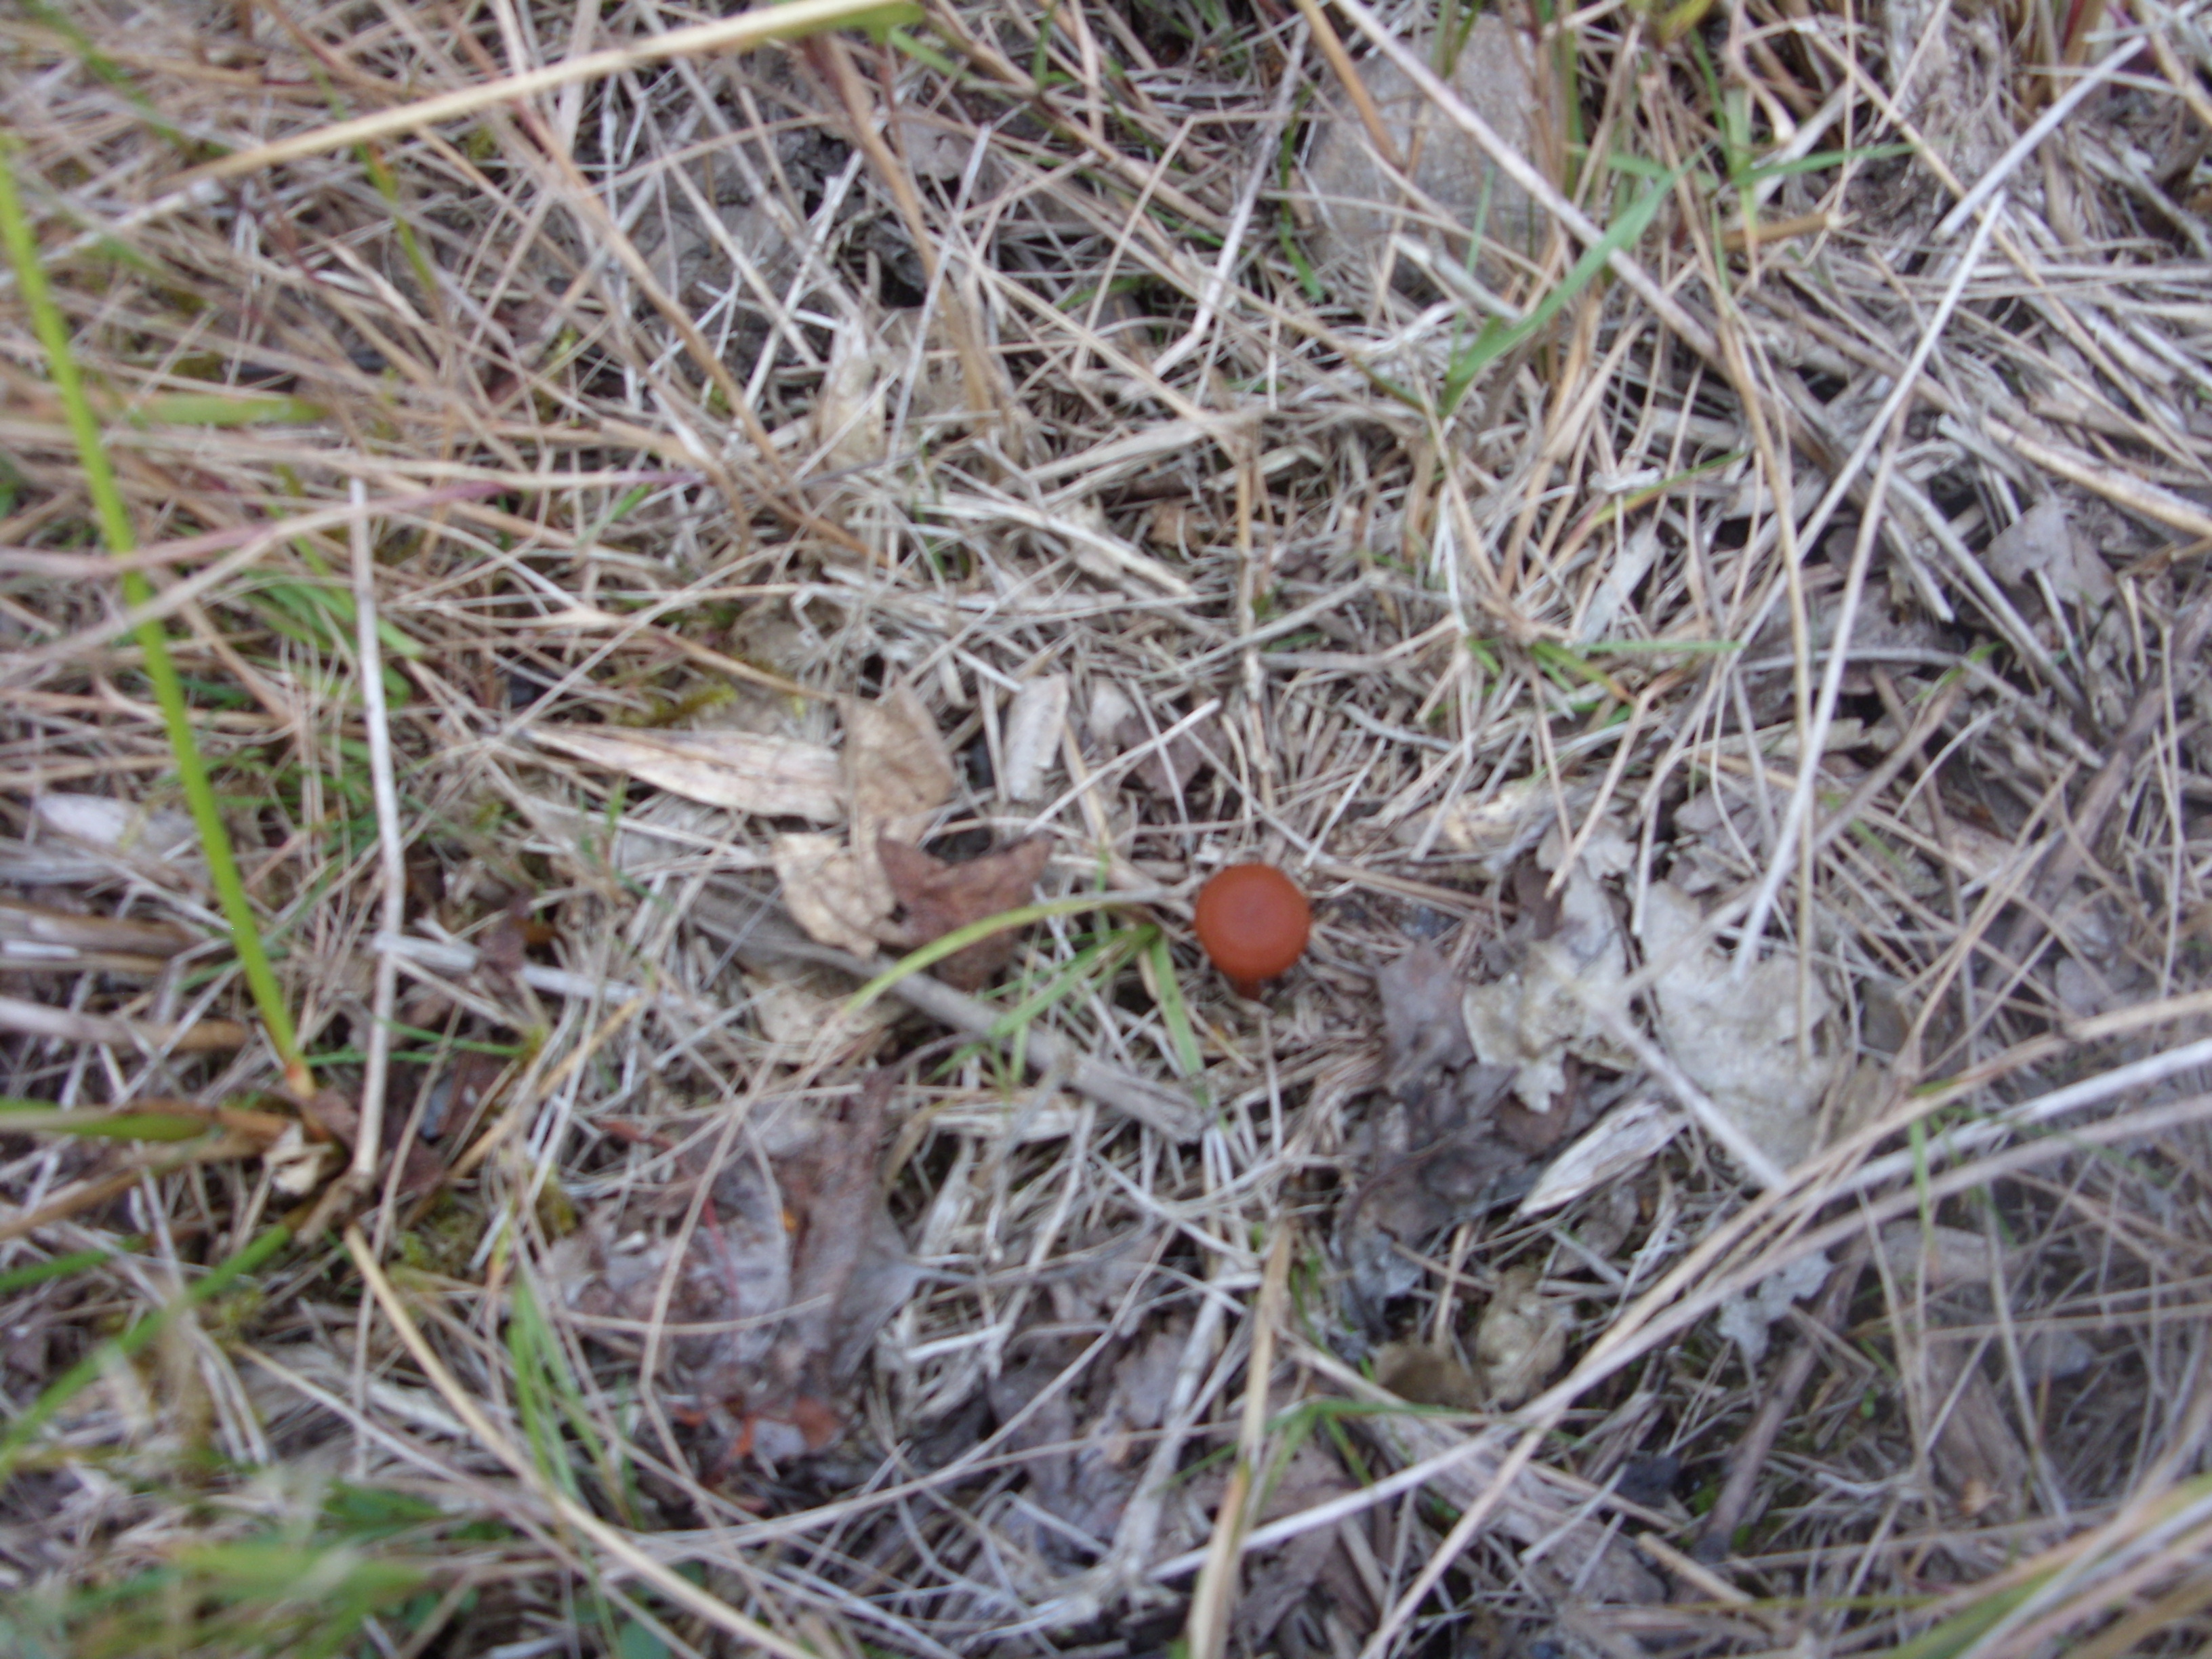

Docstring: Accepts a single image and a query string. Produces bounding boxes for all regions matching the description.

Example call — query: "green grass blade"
[0,1239,144,1297]
[0,1099,214,1141]
[843,893,1150,1015]
[0,142,303,1088]
[1145,930,1204,1078]
[129,391,325,426]
[1443,158,1692,413]
[0,1224,292,1483]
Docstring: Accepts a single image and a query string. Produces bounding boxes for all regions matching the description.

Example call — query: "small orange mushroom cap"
[1193,863,1310,998]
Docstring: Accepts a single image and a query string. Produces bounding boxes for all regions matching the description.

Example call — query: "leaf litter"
[876,834,1051,990]
[549,1069,918,1467]
[11,2,2212,1653]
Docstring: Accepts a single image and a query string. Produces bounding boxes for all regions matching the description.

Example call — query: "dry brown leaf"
[533,727,842,821]
[876,835,1050,990]
[1116,702,1217,797]
[755,1071,920,1452]
[1235,1439,1378,1651]
[1375,1339,1481,1408]
[771,832,890,958]
[476,899,529,982]
[295,1090,445,1197]
[1926,1343,2030,1522]
[550,1078,920,1467]
[842,684,955,836]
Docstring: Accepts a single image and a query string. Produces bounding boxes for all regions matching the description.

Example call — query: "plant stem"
[0,143,305,1091]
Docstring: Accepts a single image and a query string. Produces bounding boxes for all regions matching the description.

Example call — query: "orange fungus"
[1194,863,1310,998]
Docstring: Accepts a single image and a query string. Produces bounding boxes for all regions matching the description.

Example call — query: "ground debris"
[1464,830,1635,1112]
[547,1071,918,1469]
[1637,880,1839,1170]
[876,834,1050,989]
[531,726,843,821]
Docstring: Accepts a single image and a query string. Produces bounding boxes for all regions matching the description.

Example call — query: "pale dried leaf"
[1877,1222,2006,1290]
[1085,680,1138,747]
[814,321,890,473]
[772,831,890,957]
[32,792,203,877]
[264,1123,338,1197]
[1716,1251,1830,1366]
[1000,674,1069,802]
[1517,1097,1687,1217]
[746,967,895,1048]
[1465,853,1631,1110]
[843,684,956,837]
[534,727,842,821]
[1984,497,2115,607]
[1397,775,1557,869]
[1637,880,1839,1168]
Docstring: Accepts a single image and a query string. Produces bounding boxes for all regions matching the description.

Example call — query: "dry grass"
[4,0,2212,1653]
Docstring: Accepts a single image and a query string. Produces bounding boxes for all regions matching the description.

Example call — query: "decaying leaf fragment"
[1234,1439,1380,1652]
[1716,1250,1831,1367]
[1374,1338,1481,1408]
[1985,497,2114,608]
[31,792,205,884]
[1474,1265,1571,1408]
[764,684,963,956]
[1463,827,1635,1111]
[264,1122,339,1196]
[770,831,888,960]
[547,1073,920,1467]
[533,727,842,821]
[813,320,890,474]
[753,1073,920,1454]
[842,683,956,837]
[877,835,1050,989]
[1517,1095,1685,1217]
[293,1089,445,1197]
[1000,674,1069,802]
[1377,942,1473,1101]
[1637,880,1839,1170]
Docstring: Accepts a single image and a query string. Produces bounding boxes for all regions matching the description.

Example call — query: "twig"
[349,478,406,1211]
[0,994,245,1052]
